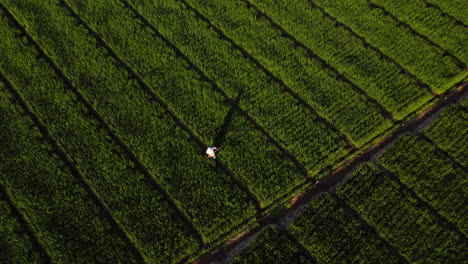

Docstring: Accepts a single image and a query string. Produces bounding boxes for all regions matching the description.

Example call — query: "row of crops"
[231,101,467,263]
[0,0,466,263]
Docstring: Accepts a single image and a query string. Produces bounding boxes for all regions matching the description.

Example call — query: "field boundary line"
[421,0,468,28]
[367,0,466,68]
[375,164,468,240]
[119,0,310,179]
[416,133,468,173]
[0,184,52,264]
[332,194,410,263]
[0,71,147,263]
[57,0,262,214]
[283,230,318,264]
[177,0,357,151]
[305,0,438,96]
[195,82,467,263]
[239,0,396,121]
[0,1,208,248]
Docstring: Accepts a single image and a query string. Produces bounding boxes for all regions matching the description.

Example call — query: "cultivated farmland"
[0,0,466,263]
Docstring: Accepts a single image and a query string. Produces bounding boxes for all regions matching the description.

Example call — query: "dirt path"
[195,82,467,264]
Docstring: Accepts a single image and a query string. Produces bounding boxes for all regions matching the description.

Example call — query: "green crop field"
[0,0,466,263]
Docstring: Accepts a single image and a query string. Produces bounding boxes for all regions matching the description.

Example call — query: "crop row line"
[1,0,208,248]
[375,163,468,241]
[283,230,318,264]
[3,1,210,251]
[367,0,466,68]
[305,0,437,97]
[57,0,262,214]
[240,0,396,121]
[0,183,52,263]
[332,193,410,263]
[416,133,468,173]
[0,71,147,263]
[176,0,357,151]
[119,0,309,179]
[421,0,468,28]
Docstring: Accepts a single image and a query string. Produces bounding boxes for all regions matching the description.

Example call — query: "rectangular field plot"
[185,0,394,147]
[247,0,434,119]
[377,134,468,236]
[230,227,313,264]
[0,86,138,264]
[337,163,467,263]
[309,0,467,92]
[423,104,468,167]
[370,0,468,65]
[288,193,400,263]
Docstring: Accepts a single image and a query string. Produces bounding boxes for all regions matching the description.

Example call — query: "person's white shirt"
[206,147,217,159]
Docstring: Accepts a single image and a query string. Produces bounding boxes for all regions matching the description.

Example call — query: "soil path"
[195,82,467,264]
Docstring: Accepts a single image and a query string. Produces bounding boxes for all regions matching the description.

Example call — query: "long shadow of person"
[213,89,244,148]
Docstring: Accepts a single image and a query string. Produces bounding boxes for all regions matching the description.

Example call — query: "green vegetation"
[0,84,137,263]
[288,193,400,263]
[337,163,467,263]
[378,134,467,235]
[371,0,468,64]
[231,227,312,264]
[185,0,395,146]
[424,104,468,167]
[310,0,467,92]
[425,0,468,26]
[0,200,44,264]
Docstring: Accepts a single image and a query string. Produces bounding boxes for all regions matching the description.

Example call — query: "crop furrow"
[0,184,52,264]
[331,194,410,264]
[0,71,147,263]
[367,0,466,68]
[305,0,436,96]
[422,0,468,28]
[0,2,206,247]
[376,163,468,241]
[283,231,318,264]
[119,0,310,179]
[416,133,467,173]
[56,0,262,213]
[240,0,395,121]
[176,0,357,150]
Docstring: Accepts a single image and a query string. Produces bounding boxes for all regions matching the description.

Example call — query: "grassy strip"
[231,227,313,264]
[378,134,468,236]
[337,163,467,263]
[371,0,468,65]
[245,0,433,120]
[56,0,308,207]
[0,84,138,263]
[0,5,203,262]
[288,193,401,263]
[423,105,468,167]
[0,199,45,264]
[116,0,349,173]
[184,0,393,146]
[424,0,468,26]
[309,0,467,92]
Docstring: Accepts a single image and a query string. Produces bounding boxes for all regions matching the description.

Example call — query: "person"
[206,146,219,159]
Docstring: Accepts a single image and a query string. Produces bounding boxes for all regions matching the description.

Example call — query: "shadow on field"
[213,89,244,147]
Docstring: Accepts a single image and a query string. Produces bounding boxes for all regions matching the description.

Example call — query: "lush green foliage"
[0,6,203,262]
[0,200,44,264]
[122,0,349,174]
[425,0,468,26]
[424,104,468,167]
[337,163,467,263]
[231,227,312,264]
[311,0,467,92]
[249,0,434,119]
[371,0,468,65]
[378,134,468,235]
[0,86,137,263]
[186,0,394,146]
[288,193,400,263]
